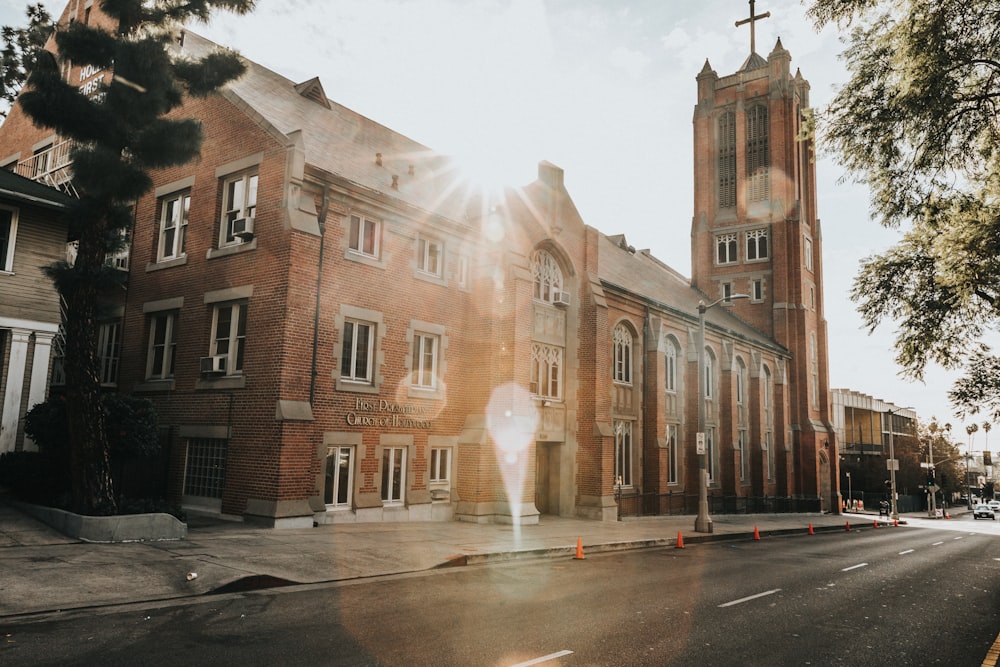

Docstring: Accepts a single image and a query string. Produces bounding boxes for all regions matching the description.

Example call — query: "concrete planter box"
[15,502,186,542]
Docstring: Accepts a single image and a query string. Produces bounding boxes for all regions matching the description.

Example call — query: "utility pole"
[927,439,937,518]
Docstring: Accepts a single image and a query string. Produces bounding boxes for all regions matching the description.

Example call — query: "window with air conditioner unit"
[220,170,258,246]
[230,216,254,241]
[552,290,570,307]
[200,354,227,375]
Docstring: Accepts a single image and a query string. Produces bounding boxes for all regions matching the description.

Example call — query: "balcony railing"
[15,139,78,197]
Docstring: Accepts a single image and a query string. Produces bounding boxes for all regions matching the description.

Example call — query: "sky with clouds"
[0,0,987,441]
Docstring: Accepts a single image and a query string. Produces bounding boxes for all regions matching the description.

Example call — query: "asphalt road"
[3,519,999,666]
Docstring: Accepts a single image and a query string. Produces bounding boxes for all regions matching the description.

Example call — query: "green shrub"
[16,394,163,509]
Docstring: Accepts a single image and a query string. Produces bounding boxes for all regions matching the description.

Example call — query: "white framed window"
[665,342,677,394]
[751,278,764,302]
[531,249,564,303]
[716,232,737,265]
[530,343,563,400]
[146,311,177,380]
[106,226,130,271]
[341,318,375,384]
[746,228,769,261]
[220,171,257,246]
[430,447,451,483]
[804,236,813,270]
[381,446,406,505]
[98,321,121,386]
[614,419,633,487]
[613,323,632,385]
[158,191,189,261]
[411,332,439,390]
[210,302,247,375]
[348,214,380,258]
[324,446,354,508]
[667,423,678,484]
[455,254,470,288]
[416,236,443,277]
[0,206,18,273]
[739,429,749,482]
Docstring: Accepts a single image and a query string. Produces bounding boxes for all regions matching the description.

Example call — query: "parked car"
[973,504,996,520]
[988,500,1000,513]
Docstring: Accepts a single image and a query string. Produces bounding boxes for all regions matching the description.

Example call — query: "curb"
[438,523,869,568]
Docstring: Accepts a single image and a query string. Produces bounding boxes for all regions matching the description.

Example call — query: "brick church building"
[0,1,838,526]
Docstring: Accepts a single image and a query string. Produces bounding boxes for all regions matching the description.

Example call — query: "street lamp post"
[695,293,749,534]
[927,438,937,518]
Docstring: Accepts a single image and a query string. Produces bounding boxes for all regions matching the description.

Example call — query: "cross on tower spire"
[735,0,771,55]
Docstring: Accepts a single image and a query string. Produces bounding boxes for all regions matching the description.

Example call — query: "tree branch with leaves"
[809,0,1000,419]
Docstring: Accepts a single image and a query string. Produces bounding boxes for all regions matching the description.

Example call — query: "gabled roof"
[0,168,74,212]
[178,31,477,223]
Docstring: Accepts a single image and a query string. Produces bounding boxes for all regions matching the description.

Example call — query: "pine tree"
[15,0,254,515]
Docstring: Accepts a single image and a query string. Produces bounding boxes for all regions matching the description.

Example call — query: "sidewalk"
[0,502,896,620]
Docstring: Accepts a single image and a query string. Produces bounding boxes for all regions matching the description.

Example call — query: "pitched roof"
[178,31,477,223]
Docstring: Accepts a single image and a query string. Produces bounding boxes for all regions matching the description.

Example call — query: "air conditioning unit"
[552,290,571,307]
[231,217,255,241]
[200,355,227,375]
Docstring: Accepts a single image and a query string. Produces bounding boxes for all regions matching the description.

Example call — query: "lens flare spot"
[486,382,540,533]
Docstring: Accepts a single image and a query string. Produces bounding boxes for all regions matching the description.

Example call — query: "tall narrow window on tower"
[746,105,769,201]
[718,111,736,208]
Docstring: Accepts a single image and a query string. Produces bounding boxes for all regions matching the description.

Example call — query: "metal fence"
[615,489,821,519]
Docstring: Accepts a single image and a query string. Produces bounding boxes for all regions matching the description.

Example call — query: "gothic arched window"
[531,249,564,304]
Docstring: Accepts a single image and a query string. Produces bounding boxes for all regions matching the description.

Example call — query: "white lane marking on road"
[898,549,915,555]
[842,563,868,572]
[933,541,944,546]
[718,589,781,608]
[510,650,574,666]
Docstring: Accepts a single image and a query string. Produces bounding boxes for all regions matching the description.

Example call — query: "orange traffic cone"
[945,511,951,519]
[893,518,899,527]
[574,537,585,560]
[874,519,879,528]
[808,523,815,535]
[752,525,761,541]
[845,521,852,531]
[676,531,685,549]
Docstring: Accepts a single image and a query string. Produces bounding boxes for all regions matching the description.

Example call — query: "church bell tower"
[690,1,838,509]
